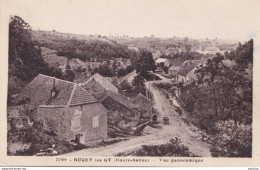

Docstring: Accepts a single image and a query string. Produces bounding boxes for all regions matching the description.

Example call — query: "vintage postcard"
[0,0,260,167]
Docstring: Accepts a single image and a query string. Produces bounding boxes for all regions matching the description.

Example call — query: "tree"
[9,16,50,81]
[162,66,168,74]
[180,40,253,133]
[126,65,134,73]
[8,16,62,106]
[210,120,252,157]
[132,75,145,87]
[117,68,127,77]
[119,81,132,91]
[132,50,156,79]
[132,75,145,94]
[96,64,115,77]
[184,44,192,53]
[63,69,75,82]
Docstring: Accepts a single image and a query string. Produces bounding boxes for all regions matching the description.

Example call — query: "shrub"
[210,120,252,157]
[132,138,196,157]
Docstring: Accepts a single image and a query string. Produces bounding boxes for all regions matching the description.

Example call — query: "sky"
[2,0,260,41]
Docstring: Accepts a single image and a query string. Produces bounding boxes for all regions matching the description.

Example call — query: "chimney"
[65,57,69,69]
[51,78,57,98]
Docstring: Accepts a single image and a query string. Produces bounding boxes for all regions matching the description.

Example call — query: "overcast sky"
[3,0,260,41]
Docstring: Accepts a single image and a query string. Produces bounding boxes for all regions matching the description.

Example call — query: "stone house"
[80,78,108,100]
[172,73,190,83]
[80,73,118,94]
[168,66,181,75]
[15,74,108,144]
[155,58,171,68]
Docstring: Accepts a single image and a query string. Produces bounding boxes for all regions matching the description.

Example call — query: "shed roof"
[16,74,98,107]
[99,91,139,111]
[131,93,152,107]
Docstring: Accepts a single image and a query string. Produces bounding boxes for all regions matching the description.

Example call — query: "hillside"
[32,30,137,62]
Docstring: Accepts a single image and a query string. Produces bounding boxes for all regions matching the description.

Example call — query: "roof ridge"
[67,84,77,105]
[118,70,136,83]
[81,73,106,86]
[39,74,76,85]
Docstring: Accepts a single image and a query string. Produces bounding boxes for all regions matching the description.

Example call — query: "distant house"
[172,73,189,83]
[172,63,198,83]
[168,58,185,67]
[66,58,86,70]
[15,74,108,144]
[99,91,140,120]
[204,46,221,55]
[130,93,153,117]
[180,77,196,96]
[115,58,131,69]
[168,66,180,75]
[117,70,138,86]
[80,78,107,100]
[196,46,221,55]
[127,45,139,52]
[80,73,119,94]
[186,67,198,81]
[152,50,163,60]
[84,61,102,70]
[177,67,199,95]
[155,58,170,68]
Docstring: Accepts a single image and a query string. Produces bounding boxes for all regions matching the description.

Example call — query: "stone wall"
[37,103,107,144]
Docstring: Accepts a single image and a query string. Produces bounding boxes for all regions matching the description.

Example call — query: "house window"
[71,116,81,129]
[92,116,99,128]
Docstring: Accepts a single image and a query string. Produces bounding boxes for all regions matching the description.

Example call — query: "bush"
[210,120,252,157]
[132,138,196,157]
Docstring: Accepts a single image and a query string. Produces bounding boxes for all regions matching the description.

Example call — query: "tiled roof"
[68,85,98,106]
[183,78,196,87]
[169,66,180,71]
[186,67,198,80]
[81,73,118,94]
[99,91,139,111]
[117,70,137,85]
[155,58,168,63]
[168,58,185,66]
[80,79,107,100]
[178,63,198,76]
[16,74,98,107]
[131,93,152,106]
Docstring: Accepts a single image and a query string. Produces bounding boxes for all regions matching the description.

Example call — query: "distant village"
[8,28,240,156]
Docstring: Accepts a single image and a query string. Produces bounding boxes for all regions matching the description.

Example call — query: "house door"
[75,134,83,144]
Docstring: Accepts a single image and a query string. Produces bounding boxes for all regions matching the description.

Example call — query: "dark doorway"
[75,134,83,144]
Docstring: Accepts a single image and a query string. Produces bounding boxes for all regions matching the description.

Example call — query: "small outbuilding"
[155,58,170,68]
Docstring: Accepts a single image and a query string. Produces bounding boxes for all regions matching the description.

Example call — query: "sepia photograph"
[0,0,260,167]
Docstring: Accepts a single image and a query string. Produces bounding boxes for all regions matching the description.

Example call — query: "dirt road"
[63,80,211,157]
